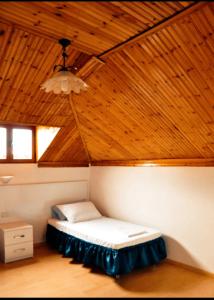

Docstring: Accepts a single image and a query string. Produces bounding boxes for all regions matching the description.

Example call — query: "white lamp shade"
[40,71,88,94]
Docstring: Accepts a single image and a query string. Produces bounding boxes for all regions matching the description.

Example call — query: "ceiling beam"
[91,158,214,167]
[99,2,209,59]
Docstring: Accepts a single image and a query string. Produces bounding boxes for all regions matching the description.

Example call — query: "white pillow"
[55,201,102,223]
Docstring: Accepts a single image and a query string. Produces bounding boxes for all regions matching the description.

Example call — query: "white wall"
[0,164,89,243]
[0,164,89,185]
[90,166,214,274]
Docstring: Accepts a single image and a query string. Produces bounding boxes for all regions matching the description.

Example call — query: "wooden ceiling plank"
[106,53,204,158]
[89,68,187,157]
[163,23,214,97]
[113,46,211,157]
[29,2,124,47]
[154,2,178,16]
[76,94,156,158]
[0,5,101,54]
[110,2,159,29]
[179,2,194,8]
[54,3,137,41]
[70,2,146,36]
[154,27,214,122]
[0,22,14,66]
[4,35,45,121]
[16,41,58,123]
[100,2,207,59]
[0,29,31,119]
[135,1,177,19]
[0,1,194,56]
[76,65,201,160]
[137,40,214,156]
[39,121,88,163]
[166,2,185,11]
[69,93,91,163]
[79,115,138,160]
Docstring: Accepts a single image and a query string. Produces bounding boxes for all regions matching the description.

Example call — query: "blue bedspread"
[46,224,167,276]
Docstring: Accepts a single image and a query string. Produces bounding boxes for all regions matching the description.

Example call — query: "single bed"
[46,201,167,276]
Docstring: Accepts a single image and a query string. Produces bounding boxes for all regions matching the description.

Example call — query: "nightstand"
[0,221,33,263]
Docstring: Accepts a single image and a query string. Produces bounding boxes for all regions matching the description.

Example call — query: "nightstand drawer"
[4,227,33,246]
[5,242,33,263]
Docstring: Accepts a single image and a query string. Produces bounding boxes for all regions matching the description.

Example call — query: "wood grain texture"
[0,245,214,298]
[91,159,214,167]
[38,120,89,164]
[72,2,214,163]
[0,22,90,127]
[0,1,193,55]
[99,2,206,58]
[0,2,214,166]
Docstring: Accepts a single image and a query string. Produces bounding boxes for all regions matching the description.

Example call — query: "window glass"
[37,126,60,159]
[0,127,7,159]
[12,128,32,159]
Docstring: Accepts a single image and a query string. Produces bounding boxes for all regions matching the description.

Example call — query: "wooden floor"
[0,244,214,298]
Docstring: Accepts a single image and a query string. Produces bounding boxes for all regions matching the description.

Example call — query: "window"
[0,127,7,159]
[0,125,35,163]
[36,126,60,160]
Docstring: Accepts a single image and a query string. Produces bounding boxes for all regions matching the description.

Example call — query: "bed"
[46,201,167,276]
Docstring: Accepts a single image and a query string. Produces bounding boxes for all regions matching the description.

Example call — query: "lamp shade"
[40,71,88,94]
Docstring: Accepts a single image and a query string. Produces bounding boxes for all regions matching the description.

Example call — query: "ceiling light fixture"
[40,38,88,94]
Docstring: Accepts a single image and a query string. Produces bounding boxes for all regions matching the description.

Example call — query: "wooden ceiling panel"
[0,2,214,166]
[0,1,193,54]
[72,2,214,162]
[74,63,203,161]
[38,120,89,165]
[0,24,90,127]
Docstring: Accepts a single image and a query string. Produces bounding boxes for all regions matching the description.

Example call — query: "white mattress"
[48,217,162,250]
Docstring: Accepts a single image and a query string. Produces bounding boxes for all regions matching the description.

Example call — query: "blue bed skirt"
[46,224,167,276]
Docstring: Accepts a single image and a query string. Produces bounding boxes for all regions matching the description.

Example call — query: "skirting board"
[166,258,214,278]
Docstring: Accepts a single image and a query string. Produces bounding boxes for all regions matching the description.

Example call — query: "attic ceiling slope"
[38,120,89,167]
[0,23,90,127]
[0,2,214,167]
[72,2,214,165]
[0,1,194,55]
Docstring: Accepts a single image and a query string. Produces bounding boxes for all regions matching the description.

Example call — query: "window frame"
[0,124,36,163]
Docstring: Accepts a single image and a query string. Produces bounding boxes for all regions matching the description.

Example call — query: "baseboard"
[166,258,214,278]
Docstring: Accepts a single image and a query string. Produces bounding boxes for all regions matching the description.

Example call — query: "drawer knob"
[13,234,25,239]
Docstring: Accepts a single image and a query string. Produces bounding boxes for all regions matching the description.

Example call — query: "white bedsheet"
[48,217,161,250]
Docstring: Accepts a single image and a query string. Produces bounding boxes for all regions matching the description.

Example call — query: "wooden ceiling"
[38,120,88,167]
[0,1,193,54]
[0,1,214,167]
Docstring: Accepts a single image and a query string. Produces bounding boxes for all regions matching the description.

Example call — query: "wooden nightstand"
[0,221,33,263]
